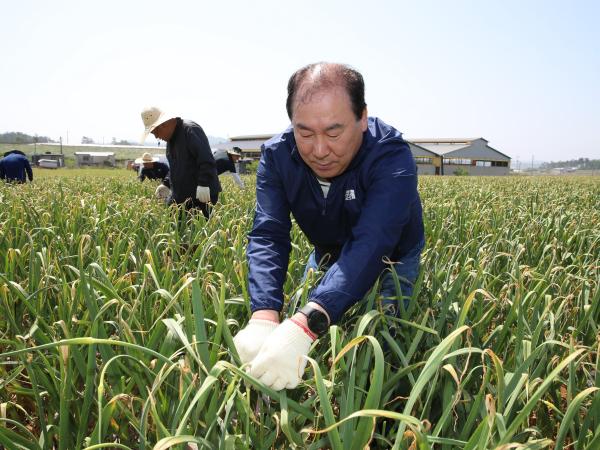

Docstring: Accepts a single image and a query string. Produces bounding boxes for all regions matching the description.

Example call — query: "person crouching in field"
[140,107,221,218]
[214,147,245,188]
[0,150,33,184]
[233,62,425,391]
[138,152,170,183]
[156,146,246,202]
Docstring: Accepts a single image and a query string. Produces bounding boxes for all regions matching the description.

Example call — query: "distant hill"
[0,131,56,144]
[208,135,228,146]
[135,135,227,148]
[1,132,230,165]
[1,131,227,149]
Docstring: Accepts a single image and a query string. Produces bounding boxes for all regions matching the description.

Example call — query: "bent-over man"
[140,107,221,217]
[233,62,425,391]
[0,150,33,183]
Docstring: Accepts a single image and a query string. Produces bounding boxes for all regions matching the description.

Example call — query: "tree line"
[540,158,600,170]
[0,132,56,144]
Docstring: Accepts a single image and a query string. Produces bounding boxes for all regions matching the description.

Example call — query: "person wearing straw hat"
[233,62,424,391]
[213,147,245,188]
[138,152,170,182]
[140,106,221,217]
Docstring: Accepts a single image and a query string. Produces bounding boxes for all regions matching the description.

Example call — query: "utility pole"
[60,136,63,155]
[531,154,534,171]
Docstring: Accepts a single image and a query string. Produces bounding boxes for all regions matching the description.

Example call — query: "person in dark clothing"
[140,107,221,217]
[0,150,33,183]
[213,147,245,188]
[138,152,170,182]
[233,62,425,391]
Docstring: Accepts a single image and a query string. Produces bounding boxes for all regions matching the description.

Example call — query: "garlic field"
[0,171,598,449]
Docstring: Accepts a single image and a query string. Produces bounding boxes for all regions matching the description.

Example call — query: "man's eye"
[327,134,340,139]
[300,133,313,139]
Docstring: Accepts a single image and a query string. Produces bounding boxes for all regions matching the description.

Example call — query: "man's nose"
[313,136,330,159]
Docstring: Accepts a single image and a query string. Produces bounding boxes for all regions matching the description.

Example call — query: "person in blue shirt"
[0,150,33,183]
[233,62,425,391]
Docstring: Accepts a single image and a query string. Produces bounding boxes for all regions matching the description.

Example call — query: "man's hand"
[233,319,278,364]
[195,186,211,203]
[249,319,314,391]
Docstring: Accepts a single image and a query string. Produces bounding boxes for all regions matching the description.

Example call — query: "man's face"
[151,118,176,142]
[292,86,367,179]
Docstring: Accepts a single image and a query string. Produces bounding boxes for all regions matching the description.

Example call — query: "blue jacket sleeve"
[310,142,420,323]
[0,161,5,180]
[25,159,33,181]
[246,147,292,313]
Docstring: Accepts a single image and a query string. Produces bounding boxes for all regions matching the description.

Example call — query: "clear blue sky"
[1,0,599,163]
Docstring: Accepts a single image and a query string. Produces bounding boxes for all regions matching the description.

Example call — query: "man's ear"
[360,107,368,131]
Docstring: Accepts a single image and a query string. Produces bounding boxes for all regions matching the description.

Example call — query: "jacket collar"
[169,118,183,143]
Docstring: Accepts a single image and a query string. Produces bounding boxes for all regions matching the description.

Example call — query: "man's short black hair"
[286,62,366,121]
[4,150,26,157]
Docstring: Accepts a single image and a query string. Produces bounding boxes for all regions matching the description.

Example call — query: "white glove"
[233,319,278,364]
[195,185,211,203]
[231,172,245,188]
[249,319,314,391]
[155,184,171,201]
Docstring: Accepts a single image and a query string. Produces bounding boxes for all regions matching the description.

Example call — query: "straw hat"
[141,152,155,163]
[140,106,172,143]
[227,147,242,157]
[134,152,158,165]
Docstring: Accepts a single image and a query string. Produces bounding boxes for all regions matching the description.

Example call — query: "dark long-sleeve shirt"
[215,152,237,175]
[166,118,221,204]
[139,161,169,182]
[0,153,33,182]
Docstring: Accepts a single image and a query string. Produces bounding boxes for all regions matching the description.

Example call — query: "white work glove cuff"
[233,319,278,364]
[155,184,171,200]
[196,185,211,203]
[249,319,314,390]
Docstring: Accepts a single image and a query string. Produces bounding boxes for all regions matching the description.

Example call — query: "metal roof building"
[410,138,511,175]
[216,135,510,175]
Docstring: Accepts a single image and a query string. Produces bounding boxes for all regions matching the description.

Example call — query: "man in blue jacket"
[233,62,425,391]
[0,150,33,183]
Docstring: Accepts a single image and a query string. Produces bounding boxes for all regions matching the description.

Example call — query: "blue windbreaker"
[247,117,424,323]
[0,153,33,182]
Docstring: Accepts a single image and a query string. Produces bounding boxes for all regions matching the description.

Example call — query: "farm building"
[410,138,511,176]
[408,143,439,175]
[74,152,116,167]
[31,153,65,167]
[217,134,510,176]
